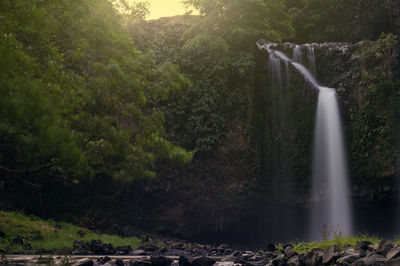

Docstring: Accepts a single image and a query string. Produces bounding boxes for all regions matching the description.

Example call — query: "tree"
[184,0,294,49]
[285,0,397,42]
[0,0,192,187]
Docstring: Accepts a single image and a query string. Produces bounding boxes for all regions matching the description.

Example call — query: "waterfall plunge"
[262,43,353,240]
[311,87,352,239]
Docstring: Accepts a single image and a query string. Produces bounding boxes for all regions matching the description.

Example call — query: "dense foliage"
[286,0,400,42]
[349,34,400,184]
[184,0,294,49]
[0,0,192,188]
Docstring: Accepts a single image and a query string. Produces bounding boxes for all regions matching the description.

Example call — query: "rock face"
[257,41,362,106]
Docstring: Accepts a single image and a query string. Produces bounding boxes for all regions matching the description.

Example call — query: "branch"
[0,163,57,188]
[0,163,55,175]
[39,171,75,184]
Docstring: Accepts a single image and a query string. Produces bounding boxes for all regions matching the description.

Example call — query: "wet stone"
[386,246,400,260]
[265,244,276,252]
[131,249,146,255]
[356,241,372,250]
[73,258,94,266]
[179,255,191,266]
[116,259,125,266]
[129,261,152,266]
[336,254,360,264]
[191,256,216,266]
[322,245,340,264]
[150,256,173,266]
[376,240,393,255]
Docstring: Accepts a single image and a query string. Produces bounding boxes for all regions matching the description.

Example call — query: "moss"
[293,234,380,254]
[0,211,142,253]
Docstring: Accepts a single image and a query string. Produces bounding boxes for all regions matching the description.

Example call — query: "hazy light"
[146,0,189,20]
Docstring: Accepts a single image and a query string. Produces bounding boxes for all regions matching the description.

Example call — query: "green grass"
[0,211,142,253]
[293,234,381,254]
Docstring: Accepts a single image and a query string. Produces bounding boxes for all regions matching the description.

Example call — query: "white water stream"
[263,43,353,239]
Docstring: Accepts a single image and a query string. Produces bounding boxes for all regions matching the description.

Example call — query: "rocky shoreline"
[3,239,400,265]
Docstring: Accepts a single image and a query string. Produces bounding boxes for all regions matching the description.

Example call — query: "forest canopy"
[0,0,193,187]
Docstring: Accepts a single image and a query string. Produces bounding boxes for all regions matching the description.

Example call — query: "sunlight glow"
[146,0,188,20]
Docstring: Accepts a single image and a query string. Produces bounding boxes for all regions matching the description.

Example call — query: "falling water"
[261,43,352,240]
[307,45,317,77]
[269,51,283,90]
[285,61,290,88]
[310,87,352,239]
[293,45,302,63]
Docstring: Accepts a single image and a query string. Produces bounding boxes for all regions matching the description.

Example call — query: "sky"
[146,0,188,20]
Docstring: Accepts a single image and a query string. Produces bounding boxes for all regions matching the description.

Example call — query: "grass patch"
[293,234,381,254]
[0,210,142,253]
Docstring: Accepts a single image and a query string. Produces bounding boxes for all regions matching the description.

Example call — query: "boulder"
[150,256,173,266]
[242,251,254,260]
[386,246,400,260]
[344,246,358,255]
[284,246,297,258]
[356,241,372,250]
[376,240,393,255]
[216,244,231,254]
[221,254,236,262]
[131,249,147,255]
[265,257,286,266]
[73,258,94,266]
[336,254,360,264]
[191,256,216,266]
[73,240,89,253]
[353,254,387,266]
[116,259,125,266]
[179,256,191,266]
[322,245,340,264]
[232,251,241,257]
[116,245,132,255]
[265,244,276,252]
[287,255,300,266]
[129,260,152,266]
[387,257,400,265]
[214,262,235,266]
[90,240,115,255]
[298,249,322,265]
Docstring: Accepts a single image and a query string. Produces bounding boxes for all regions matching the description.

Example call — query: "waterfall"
[310,87,352,239]
[269,51,283,90]
[293,45,302,63]
[285,61,290,88]
[260,42,353,240]
[307,45,317,77]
